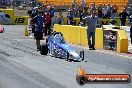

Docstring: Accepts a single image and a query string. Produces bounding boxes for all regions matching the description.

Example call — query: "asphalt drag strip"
[0,25,131,88]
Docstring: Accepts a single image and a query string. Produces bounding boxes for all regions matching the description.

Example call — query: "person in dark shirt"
[49,6,55,17]
[31,8,38,18]
[98,3,103,18]
[27,10,32,17]
[119,9,129,26]
[67,10,74,25]
[79,9,83,22]
[83,7,88,18]
[33,12,44,51]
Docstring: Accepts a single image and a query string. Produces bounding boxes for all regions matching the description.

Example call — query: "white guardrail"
[103,25,130,32]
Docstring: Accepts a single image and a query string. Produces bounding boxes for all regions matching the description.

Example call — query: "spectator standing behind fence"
[52,16,58,25]
[98,3,103,18]
[106,3,112,18]
[119,9,129,26]
[58,12,64,24]
[49,6,55,17]
[103,4,107,19]
[129,15,132,44]
[67,10,74,25]
[90,3,97,15]
[79,8,83,22]
[31,8,37,18]
[126,5,132,15]
[83,6,89,17]
[111,4,118,20]
[83,12,103,50]
[42,4,46,14]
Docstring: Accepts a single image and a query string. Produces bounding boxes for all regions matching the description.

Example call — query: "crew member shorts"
[34,32,43,40]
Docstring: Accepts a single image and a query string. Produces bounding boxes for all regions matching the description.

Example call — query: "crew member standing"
[44,11,52,36]
[83,12,103,50]
[33,12,44,51]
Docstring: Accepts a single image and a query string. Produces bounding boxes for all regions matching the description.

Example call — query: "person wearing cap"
[33,12,45,51]
[129,14,132,44]
[83,12,103,50]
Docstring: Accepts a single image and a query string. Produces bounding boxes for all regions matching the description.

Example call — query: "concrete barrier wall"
[0,9,28,25]
[63,18,129,26]
[53,24,128,53]
[117,30,128,53]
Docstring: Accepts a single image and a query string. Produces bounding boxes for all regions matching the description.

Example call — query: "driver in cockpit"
[54,34,65,44]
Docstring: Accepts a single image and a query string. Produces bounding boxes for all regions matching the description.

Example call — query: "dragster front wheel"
[65,52,69,61]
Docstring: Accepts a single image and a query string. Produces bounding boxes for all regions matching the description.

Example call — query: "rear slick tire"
[40,44,48,55]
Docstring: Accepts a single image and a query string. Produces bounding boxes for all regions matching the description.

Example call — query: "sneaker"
[50,53,54,57]
[89,45,96,50]
[37,48,40,51]
[89,45,95,50]
[89,45,92,48]
[89,48,93,50]
[92,47,96,50]
[109,48,114,50]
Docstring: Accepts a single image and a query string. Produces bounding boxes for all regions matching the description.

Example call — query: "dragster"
[40,32,84,62]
